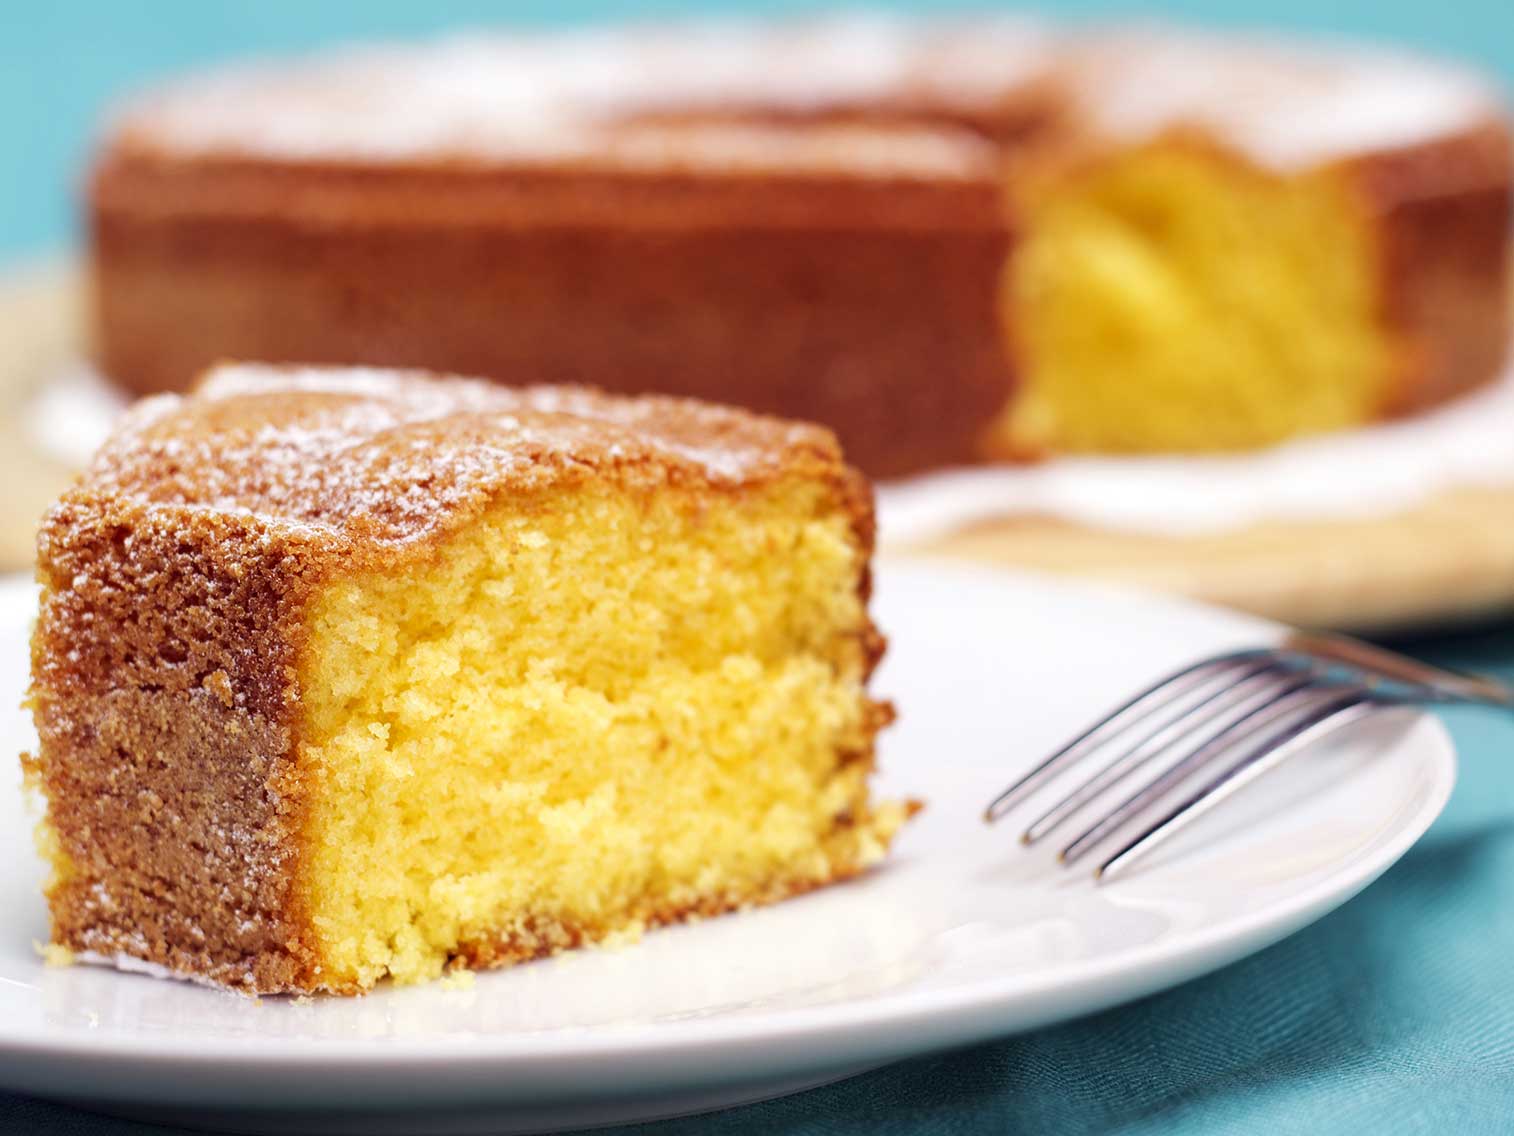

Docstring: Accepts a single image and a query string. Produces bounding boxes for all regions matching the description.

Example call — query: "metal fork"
[984,632,1514,882]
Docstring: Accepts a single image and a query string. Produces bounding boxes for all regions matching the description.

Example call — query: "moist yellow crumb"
[1000,140,1390,454]
[298,480,895,991]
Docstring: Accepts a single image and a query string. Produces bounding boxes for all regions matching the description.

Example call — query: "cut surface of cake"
[1000,138,1392,454]
[88,17,1512,476]
[25,364,907,994]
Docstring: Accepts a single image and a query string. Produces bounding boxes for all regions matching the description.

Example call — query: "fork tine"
[1022,665,1311,845]
[1094,690,1375,882]
[983,650,1269,823]
[1058,680,1333,865]
[1020,662,1305,844]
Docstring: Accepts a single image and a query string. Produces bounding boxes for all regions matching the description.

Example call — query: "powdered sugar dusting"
[1064,28,1502,169]
[75,364,836,548]
[108,16,1499,175]
[110,15,1038,177]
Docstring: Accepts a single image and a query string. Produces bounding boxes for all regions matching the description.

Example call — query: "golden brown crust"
[90,157,1012,479]
[30,365,886,993]
[80,364,859,539]
[31,500,321,991]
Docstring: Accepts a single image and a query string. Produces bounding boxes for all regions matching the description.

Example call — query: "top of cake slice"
[61,364,869,552]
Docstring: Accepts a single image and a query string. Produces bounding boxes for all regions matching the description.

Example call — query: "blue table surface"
[7,2,1514,1130]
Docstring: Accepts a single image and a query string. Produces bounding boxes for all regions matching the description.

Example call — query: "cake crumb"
[35,942,75,968]
[202,669,235,707]
[292,994,315,1006]
[598,921,647,951]
[440,968,475,991]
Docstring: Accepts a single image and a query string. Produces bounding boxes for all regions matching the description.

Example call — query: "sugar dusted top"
[104,15,1045,179]
[102,15,1503,176]
[68,365,854,547]
[1061,28,1503,170]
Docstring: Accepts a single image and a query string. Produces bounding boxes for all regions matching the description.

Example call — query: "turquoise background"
[5,0,1514,261]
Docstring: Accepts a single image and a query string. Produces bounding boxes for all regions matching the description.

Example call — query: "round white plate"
[0,563,1454,1135]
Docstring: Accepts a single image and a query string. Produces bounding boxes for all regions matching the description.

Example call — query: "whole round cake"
[89,17,1512,477]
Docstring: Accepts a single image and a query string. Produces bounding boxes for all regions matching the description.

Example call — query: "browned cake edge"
[1354,122,1514,416]
[26,498,323,992]
[25,373,896,994]
[89,117,1513,477]
[88,157,1012,480]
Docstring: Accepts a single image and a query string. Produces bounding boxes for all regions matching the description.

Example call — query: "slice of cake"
[24,364,908,994]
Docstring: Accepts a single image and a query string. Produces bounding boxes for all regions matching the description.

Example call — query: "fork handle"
[1284,631,1514,709]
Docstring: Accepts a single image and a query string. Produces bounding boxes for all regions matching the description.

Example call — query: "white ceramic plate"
[0,563,1454,1135]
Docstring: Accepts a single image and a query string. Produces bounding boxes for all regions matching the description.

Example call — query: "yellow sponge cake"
[25,365,908,993]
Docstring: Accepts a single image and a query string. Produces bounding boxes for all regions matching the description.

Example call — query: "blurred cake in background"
[87,17,1511,478]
